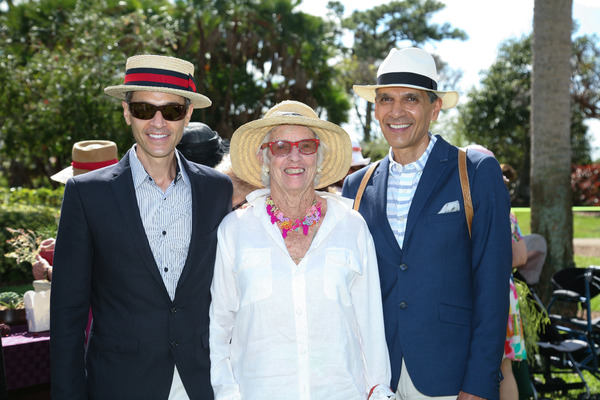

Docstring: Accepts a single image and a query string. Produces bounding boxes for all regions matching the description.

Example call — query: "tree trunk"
[530,0,575,304]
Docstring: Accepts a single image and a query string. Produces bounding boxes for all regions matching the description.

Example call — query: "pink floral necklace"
[265,196,322,238]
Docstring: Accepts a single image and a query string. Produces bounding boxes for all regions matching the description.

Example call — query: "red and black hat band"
[124,67,197,93]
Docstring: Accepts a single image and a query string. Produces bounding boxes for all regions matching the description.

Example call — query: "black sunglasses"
[128,102,188,121]
[260,139,320,157]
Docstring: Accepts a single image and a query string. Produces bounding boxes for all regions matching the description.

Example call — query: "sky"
[296,0,600,159]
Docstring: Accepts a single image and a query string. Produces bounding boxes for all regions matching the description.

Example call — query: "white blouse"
[210,189,391,400]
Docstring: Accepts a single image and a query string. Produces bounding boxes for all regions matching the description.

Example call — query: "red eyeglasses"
[128,102,188,121]
[260,139,320,157]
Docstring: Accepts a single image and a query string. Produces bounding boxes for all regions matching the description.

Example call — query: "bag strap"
[459,149,473,238]
[353,160,381,211]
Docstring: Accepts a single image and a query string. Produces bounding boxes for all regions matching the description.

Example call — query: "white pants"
[168,366,190,400]
[396,360,457,400]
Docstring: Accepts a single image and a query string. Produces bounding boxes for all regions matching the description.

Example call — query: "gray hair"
[426,91,439,104]
[257,126,326,188]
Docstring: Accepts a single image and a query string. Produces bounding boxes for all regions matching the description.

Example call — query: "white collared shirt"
[129,145,192,301]
[210,190,391,400]
[386,134,436,249]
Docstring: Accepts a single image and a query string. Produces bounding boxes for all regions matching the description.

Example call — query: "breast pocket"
[234,248,273,306]
[324,248,362,306]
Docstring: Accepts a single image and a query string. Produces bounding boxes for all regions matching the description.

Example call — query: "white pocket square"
[438,200,460,214]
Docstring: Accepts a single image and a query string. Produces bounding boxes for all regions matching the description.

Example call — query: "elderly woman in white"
[209,101,394,400]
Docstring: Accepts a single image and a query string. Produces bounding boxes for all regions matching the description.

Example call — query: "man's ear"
[122,101,132,126]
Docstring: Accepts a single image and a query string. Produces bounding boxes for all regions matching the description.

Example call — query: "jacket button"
[170,307,178,314]
[399,263,408,271]
[399,302,407,309]
[170,341,179,348]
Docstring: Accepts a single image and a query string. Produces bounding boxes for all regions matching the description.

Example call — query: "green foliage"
[514,278,550,365]
[171,0,350,138]
[0,202,59,284]
[4,227,41,265]
[0,0,178,188]
[0,291,24,309]
[454,34,599,206]
[341,0,467,141]
[1,0,357,187]
[1,187,64,207]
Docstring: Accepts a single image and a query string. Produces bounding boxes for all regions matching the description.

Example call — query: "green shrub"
[0,187,64,207]
[1,202,60,285]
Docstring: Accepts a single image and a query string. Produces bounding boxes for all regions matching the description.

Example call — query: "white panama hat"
[353,47,459,109]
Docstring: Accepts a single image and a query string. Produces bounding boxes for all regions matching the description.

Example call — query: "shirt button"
[399,263,408,271]
[399,302,408,309]
[162,230,166,235]
[164,267,168,273]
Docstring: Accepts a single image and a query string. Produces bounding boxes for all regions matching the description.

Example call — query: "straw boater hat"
[230,100,352,189]
[51,140,119,184]
[353,47,459,109]
[104,55,211,108]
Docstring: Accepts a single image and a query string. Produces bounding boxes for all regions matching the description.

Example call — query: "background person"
[214,153,260,210]
[464,145,527,400]
[177,121,229,167]
[50,54,232,399]
[210,100,394,400]
[32,140,120,282]
[343,47,511,400]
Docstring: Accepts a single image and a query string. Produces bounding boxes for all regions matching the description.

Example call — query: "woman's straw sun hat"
[104,55,211,108]
[230,100,352,189]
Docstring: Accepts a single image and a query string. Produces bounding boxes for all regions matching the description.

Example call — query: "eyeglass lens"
[263,139,319,157]
[128,102,187,121]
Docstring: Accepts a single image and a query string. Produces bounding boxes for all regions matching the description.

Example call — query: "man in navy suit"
[50,55,232,399]
[343,48,511,400]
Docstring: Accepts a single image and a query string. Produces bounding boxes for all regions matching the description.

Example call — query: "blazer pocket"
[426,210,462,224]
[90,333,139,354]
[439,303,472,327]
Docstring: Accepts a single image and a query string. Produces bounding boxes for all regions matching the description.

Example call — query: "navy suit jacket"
[342,136,511,399]
[50,149,232,399]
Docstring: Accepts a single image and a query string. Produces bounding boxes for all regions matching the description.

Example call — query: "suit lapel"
[111,151,169,300]
[177,157,203,286]
[370,157,402,256]
[403,137,451,245]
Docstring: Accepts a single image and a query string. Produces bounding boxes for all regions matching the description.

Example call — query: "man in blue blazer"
[343,48,511,400]
[50,55,232,399]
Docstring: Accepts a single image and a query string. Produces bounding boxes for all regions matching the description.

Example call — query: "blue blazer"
[342,136,511,400]
[50,150,232,399]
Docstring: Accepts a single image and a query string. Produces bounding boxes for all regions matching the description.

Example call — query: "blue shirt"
[129,145,192,301]
[386,134,436,249]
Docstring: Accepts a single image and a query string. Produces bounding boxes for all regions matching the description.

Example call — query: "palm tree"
[530,0,575,302]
